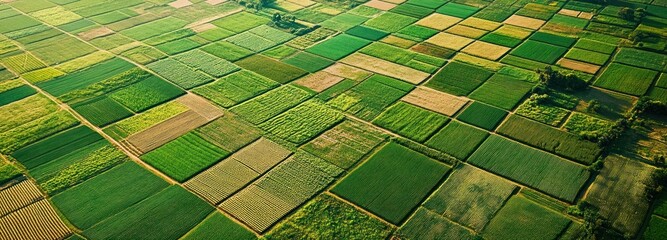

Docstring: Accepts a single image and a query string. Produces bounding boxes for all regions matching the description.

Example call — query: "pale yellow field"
[294,71,345,92]
[341,53,430,84]
[503,15,546,30]
[558,58,601,74]
[461,41,511,61]
[416,13,462,31]
[426,32,474,51]
[402,87,469,116]
[459,17,502,31]
[446,25,488,39]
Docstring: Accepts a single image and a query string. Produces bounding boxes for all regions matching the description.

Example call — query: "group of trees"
[534,66,588,92]
[618,7,647,22]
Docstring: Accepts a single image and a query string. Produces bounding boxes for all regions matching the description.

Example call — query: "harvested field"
[176,94,224,120]
[364,0,396,11]
[402,87,468,116]
[426,32,474,50]
[503,15,546,29]
[127,110,208,154]
[169,0,193,8]
[340,53,430,84]
[0,200,71,240]
[416,13,462,30]
[323,63,372,81]
[78,26,114,41]
[0,180,43,216]
[294,71,345,92]
[558,58,601,74]
[461,41,511,61]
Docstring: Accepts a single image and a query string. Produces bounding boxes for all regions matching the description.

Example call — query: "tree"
[618,7,635,20]
[536,66,587,91]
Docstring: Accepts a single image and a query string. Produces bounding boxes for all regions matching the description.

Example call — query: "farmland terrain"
[1,0,667,239]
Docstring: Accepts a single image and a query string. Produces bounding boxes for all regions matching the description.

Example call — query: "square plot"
[331,142,449,224]
[461,41,511,61]
[426,32,474,50]
[483,195,571,239]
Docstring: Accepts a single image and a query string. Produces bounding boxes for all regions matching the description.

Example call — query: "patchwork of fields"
[0,0,666,239]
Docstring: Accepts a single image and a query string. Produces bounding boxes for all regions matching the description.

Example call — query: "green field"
[0,0,665,238]
[468,135,590,201]
[373,102,449,142]
[332,142,449,224]
[142,132,229,182]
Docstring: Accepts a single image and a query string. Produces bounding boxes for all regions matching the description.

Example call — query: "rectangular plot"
[594,63,657,96]
[120,17,188,40]
[329,74,413,121]
[235,55,307,84]
[498,114,601,164]
[12,125,103,169]
[147,58,213,89]
[468,135,590,202]
[127,110,208,154]
[260,100,345,144]
[341,53,430,84]
[231,85,313,124]
[373,102,449,142]
[38,58,135,96]
[193,70,279,108]
[402,86,468,116]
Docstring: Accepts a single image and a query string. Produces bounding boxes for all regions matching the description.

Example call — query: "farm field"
[0,0,666,239]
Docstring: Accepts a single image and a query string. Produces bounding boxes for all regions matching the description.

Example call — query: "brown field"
[0,200,71,240]
[585,155,655,236]
[416,13,462,31]
[177,94,224,121]
[503,15,546,30]
[127,110,208,153]
[461,41,511,61]
[426,32,474,51]
[459,17,501,31]
[340,53,430,84]
[169,0,193,8]
[206,0,227,5]
[190,23,217,33]
[78,27,114,41]
[446,25,488,39]
[402,87,469,116]
[0,180,43,216]
[558,58,601,74]
[323,63,372,81]
[287,0,316,7]
[578,12,594,20]
[558,9,580,17]
[294,71,345,92]
[364,0,396,11]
